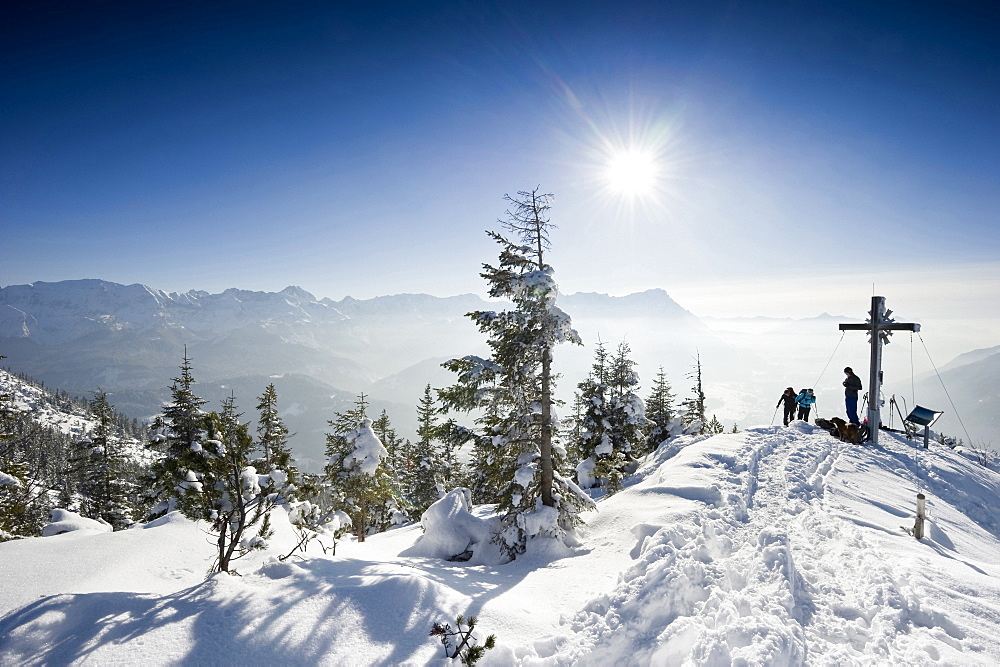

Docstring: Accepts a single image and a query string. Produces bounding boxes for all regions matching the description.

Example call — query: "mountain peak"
[280,286,316,301]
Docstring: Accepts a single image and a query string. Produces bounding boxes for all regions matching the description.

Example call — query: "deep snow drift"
[2,425,998,665]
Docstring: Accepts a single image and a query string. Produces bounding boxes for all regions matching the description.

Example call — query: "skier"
[843,367,862,425]
[776,387,797,426]
[796,388,816,421]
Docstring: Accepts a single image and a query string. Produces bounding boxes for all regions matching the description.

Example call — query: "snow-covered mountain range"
[0,280,724,468]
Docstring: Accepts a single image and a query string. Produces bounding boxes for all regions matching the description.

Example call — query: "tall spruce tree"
[644,367,676,452]
[372,410,405,482]
[371,409,410,525]
[146,350,209,519]
[603,341,648,486]
[79,391,134,529]
[573,343,610,490]
[439,188,593,559]
[255,384,297,494]
[401,384,448,518]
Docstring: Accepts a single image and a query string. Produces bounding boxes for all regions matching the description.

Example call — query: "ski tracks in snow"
[527,424,976,665]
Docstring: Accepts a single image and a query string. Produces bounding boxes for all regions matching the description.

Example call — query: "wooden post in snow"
[913,493,926,540]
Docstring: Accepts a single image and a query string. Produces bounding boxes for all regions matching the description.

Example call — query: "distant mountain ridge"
[913,347,1000,446]
[0,281,703,344]
[1,279,715,469]
[0,280,350,344]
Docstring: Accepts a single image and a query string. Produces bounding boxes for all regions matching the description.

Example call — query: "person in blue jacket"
[796,388,816,421]
[843,367,863,425]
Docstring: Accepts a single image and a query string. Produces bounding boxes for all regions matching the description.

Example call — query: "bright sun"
[605,150,658,197]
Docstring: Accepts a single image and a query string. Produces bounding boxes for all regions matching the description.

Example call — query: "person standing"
[796,388,816,421]
[843,367,862,425]
[776,387,797,426]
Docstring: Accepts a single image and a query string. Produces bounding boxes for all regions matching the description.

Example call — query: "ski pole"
[771,405,779,425]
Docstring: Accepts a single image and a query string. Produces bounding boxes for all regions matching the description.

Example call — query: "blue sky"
[3,0,999,323]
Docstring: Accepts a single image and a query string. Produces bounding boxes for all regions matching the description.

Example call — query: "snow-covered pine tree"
[644,366,677,452]
[439,188,593,559]
[200,394,280,573]
[0,457,34,541]
[401,384,448,518]
[255,383,297,495]
[146,350,209,519]
[370,409,410,527]
[574,342,648,494]
[573,342,610,490]
[602,341,648,487]
[326,416,394,542]
[78,391,134,529]
[325,393,369,462]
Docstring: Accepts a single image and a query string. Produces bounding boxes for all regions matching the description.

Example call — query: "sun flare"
[605,150,658,197]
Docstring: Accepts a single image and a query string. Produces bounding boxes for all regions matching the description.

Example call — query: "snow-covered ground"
[2,425,998,665]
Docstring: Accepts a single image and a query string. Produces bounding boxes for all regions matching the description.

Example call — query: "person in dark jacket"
[796,388,816,421]
[776,387,797,426]
[843,367,862,425]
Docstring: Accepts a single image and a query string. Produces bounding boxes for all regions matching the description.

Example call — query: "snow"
[401,488,498,564]
[576,457,597,489]
[41,509,113,537]
[2,426,999,665]
[343,419,389,475]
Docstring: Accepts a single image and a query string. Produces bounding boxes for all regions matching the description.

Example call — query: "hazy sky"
[3,1,998,326]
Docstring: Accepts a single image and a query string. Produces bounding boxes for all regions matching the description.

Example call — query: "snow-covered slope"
[0,368,144,459]
[2,426,998,665]
[1,368,96,439]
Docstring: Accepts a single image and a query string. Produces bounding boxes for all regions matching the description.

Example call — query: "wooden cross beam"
[838,296,920,443]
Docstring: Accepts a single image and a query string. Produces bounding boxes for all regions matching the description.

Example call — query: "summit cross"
[838,296,920,444]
